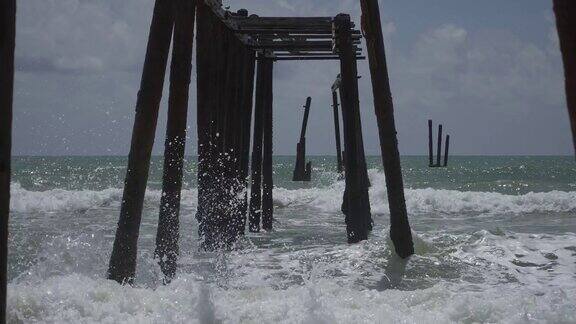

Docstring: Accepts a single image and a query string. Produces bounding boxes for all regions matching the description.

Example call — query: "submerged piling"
[359,0,414,257]
[293,97,312,181]
[108,0,175,284]
[249,55,266,232]
[0,0,16,319]
[444,135,450,167]
[195,2,216,244]
[155,0,195,282]
[262,57,274,231]
[335,14,372,243]
[332,91,344,173]
[428,120,433,167]
[436,124,442,167]
[238,42,256,234]
[553,0,576,156]
[196,6,252,248]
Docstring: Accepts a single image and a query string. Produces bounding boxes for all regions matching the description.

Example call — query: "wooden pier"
[105,0,415,284]
[0,3,574,323]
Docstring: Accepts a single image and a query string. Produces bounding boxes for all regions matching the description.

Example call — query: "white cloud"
[16,0,153,74]
[393,23,564,111]
[12,1,571,155]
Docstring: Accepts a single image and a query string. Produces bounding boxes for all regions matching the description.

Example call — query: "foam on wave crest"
[9,183,198,213]
[10,170,576,215]
[275,171,576,215]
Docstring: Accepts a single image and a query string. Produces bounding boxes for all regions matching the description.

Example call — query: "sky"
[12,0,573,156]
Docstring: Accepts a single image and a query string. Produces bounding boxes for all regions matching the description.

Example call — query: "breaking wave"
[9,183,198,213]
[10,172,576,215]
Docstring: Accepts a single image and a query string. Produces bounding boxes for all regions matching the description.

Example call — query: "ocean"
[5,156,576,323]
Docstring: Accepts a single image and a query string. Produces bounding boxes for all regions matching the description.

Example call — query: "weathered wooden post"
[436,124,442,167]
[196,4,230,248]
[262,57,274,231]
[231,36,255,238]
[221,31,245,243]
[359,0,414,257]
[195,2,214,243]
[230,9,252,235]
[208,13,230,248]
[335,14,372,243]
[428,120,433,167]
[239,48,256,233]
[292,97,312,181]
[443,135,450,167]
[0,0,16,319]
[553,0,576,156]
[155,0,195,283]
[332,90,344,173]
[108,0,175,284]
[337,85,371,191]
[249,53,266,232]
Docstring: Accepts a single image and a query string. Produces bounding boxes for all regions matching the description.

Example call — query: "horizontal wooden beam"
[236,29,361,35]
[201,1,366,55]
[202,0,257,46]
[270,56,366,61]
[234,16,335,28]
[266,34,362,40]
[274,51,362,57]
[251,42,331,51]
[252,40,360,50]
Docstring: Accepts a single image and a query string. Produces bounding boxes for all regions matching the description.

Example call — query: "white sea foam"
[9,183,198,213]
[10,174,576,215]
[7,274,575,323]
[7,163,576,323]
[7,230,576,323]
[274,171,576,215]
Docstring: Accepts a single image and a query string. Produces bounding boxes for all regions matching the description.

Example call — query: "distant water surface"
[7,156,576,323]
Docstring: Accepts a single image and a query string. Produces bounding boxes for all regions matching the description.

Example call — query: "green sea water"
[6,155,576,323]
[12,155,576,193]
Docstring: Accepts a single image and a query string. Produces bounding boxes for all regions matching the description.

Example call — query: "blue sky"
[12,0,572,155]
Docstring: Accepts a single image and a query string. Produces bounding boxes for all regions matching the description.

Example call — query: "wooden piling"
[196,3,234,248]
[293,97,312,181]
[335,14,372,243]
[238,47,256,234]
[428,120,433,167]
[249,54,266,232]
[155,0,195,282]
[231,38,255,237]
[443,135,450,167]
[359,0,414,257]
[262,58,274,231]
[553,0,576,156]
[436,124,442,167]
[195,2,215,243]
[0,0,16,319]
[332,91,344,173]
[108,0,175,284]
[197,9,252,250]
[221,31,245,243]
[206,11,230,248]
[300,97,312,141]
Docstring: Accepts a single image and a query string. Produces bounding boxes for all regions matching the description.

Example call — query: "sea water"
[6,156,576,323]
